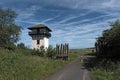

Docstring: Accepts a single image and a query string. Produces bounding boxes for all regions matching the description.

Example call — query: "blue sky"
[1,0,120,49]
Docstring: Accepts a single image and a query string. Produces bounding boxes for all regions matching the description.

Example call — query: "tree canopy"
[102,20,120,43]
[0,7,21,49]
[95,20,120,58]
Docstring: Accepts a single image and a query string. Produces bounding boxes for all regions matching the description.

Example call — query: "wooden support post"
[56,43,69,60]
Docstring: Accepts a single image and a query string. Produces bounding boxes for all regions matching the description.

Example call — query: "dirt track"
[46,57,91,80]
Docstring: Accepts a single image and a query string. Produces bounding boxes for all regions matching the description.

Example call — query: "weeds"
[0,47,91,80]
[85,57,120,80]
[0,49,67,80]
[0,48,84,80]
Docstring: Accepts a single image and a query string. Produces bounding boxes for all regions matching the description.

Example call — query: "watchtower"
[28,24,52,49]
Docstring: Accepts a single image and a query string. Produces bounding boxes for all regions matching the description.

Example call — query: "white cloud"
[16,20,41,25]
[55,11,93,24]
[102,0,120,9]
[48,15,119,48]
[41,15,60,23]
[42,0,120,13]
[2,0,120,11]
[16,5,41,23]
[2,0,119,48]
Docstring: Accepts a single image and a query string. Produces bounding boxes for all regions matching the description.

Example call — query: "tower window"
[37,29,39,33]
[37,40,40,44]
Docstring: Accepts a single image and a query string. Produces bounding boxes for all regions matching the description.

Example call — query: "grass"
[1,47,119,80]
[90,59,120,80]
[79,49,120,80]
[0,49,68,80]
[69,48,120,80]
[0,48,91,80]
[70,48,94,55]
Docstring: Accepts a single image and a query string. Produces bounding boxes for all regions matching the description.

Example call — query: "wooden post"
[56,43,69,60]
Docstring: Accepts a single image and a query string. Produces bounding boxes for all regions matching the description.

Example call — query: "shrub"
[31,47,45,57]
[46,45,56,59]
[31,48,39,55]
[39,46,46,57]
[31,46,56,59]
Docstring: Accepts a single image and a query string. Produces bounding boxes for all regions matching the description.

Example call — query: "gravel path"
[46,57,91,80]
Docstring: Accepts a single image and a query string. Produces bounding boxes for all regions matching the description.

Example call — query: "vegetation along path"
[46,57,91,80]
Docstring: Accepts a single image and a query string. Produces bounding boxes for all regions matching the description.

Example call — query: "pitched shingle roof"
[28,24,52,31]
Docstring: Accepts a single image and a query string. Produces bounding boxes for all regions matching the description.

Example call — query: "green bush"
[31,46,56,58]
[46,45,56,59]
[39,46,46,56]
[31,46,46,57]
[89,58,120,80]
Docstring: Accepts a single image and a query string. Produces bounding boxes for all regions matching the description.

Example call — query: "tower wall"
[32,35,49,49]
[44,37,49,48]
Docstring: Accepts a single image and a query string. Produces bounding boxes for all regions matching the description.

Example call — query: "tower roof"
[28,24,52,32]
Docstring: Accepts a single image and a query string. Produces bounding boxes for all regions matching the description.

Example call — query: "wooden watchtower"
[28,24,52,49]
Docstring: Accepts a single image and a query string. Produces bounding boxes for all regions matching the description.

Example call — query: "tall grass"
[91,59,120,80]
[85,56,120,80]
[0,48,85,80]
[0,49,68,80]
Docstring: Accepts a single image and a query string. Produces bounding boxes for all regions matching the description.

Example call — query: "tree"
[0,7,21,49]
[103,20,120,43]
[95,20,120,58]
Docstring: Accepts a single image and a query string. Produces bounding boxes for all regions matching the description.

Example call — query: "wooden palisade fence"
[95,38,120,58]
[56,43,69,60]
